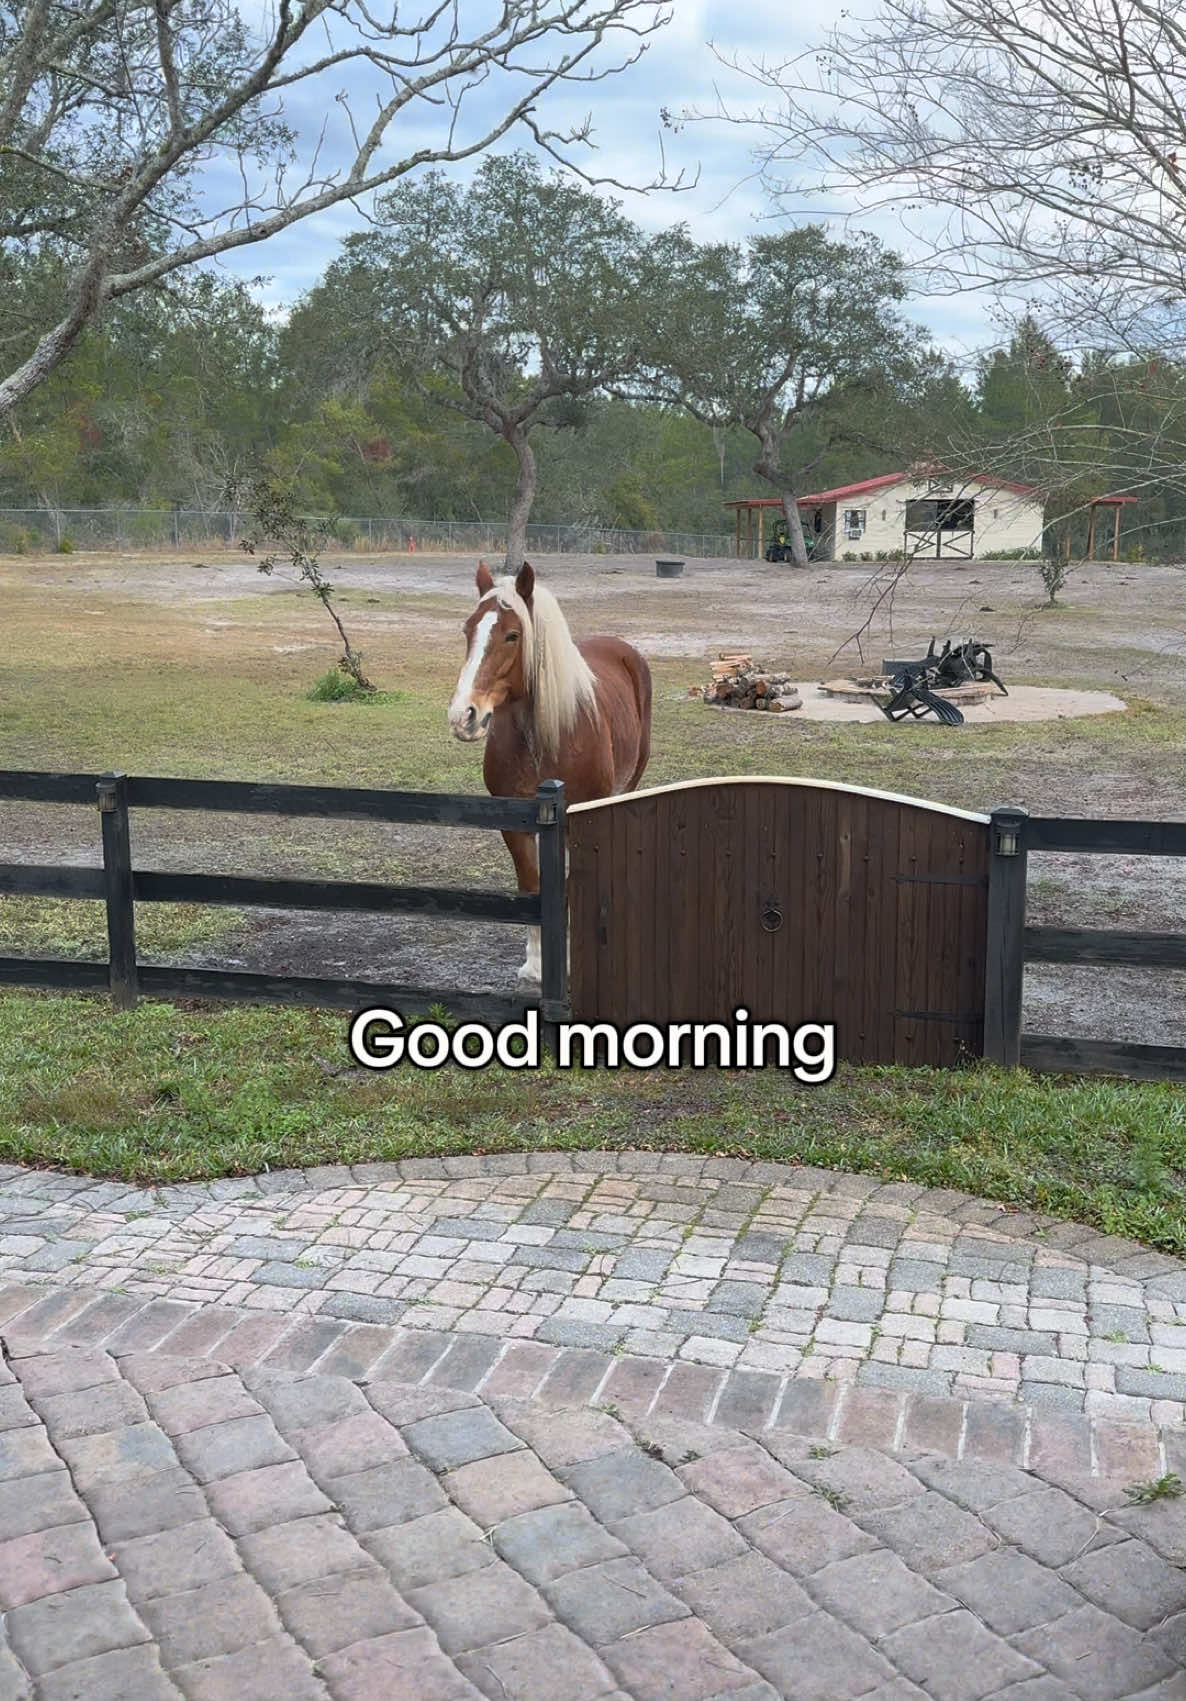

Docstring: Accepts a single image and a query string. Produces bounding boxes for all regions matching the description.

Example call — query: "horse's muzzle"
[449,703,492,742]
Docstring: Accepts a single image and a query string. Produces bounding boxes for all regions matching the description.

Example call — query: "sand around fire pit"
[779,683,1128,723]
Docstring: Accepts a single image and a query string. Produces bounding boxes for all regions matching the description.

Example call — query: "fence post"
[536,779,569,1056]
[97,773,138,1011]
[983,805,1029,1066]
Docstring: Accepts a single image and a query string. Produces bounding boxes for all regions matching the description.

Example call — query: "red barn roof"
[795,470,1041,505]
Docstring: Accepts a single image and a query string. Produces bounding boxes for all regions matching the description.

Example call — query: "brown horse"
[449,560,651,982]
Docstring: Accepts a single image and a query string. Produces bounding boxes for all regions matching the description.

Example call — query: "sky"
[214,0,1005,377]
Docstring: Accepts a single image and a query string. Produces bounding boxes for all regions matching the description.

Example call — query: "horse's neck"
[498,627,597,777]
[509,697,540,761]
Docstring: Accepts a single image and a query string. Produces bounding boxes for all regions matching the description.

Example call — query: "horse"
[448,559,652,984]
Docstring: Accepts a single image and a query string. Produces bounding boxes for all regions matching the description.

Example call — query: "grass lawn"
[2,991,1184,1255]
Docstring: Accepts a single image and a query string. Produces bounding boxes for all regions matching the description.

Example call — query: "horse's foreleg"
[502,830,541,985]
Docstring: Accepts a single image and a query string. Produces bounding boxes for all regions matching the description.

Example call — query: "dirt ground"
[1,545,1184,1046]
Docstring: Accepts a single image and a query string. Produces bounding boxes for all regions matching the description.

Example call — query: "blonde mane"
[494,576,598,755]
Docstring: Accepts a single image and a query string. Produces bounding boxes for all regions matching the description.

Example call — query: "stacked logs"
[700,652,802,712]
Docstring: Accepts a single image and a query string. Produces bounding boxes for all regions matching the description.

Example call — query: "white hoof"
[518,926,542,988]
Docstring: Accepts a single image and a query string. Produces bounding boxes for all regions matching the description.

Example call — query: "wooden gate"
[567,778,991,1067]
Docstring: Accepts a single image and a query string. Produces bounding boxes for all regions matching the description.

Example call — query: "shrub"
[0,522,34,554]
[123,511,170,547]
[57,536,74,554]
[1124,542,1147,563]
[308,668,371,702]
[1037,553,1068,606]
[307,669,402,705]
[981,547,1042,561]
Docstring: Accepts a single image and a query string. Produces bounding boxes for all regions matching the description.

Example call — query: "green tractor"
[764,520,815,564]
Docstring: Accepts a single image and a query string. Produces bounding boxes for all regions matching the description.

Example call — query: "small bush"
[57,536,74,554]
[1124,542,1147,563]
[981,547,1041,561]
[0,522,34,554]
[123,511,170,547]
[1037,553,1069,606]
[308,669,371,702]
[307,669,402,705]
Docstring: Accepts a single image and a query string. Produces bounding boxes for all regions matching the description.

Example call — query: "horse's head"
[448,559,534,742]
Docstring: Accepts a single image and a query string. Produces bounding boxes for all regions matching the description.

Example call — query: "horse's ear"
[515,561,535,604]
[476,559,495,596]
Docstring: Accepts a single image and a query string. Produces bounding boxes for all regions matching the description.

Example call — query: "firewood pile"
[698,652,802,712]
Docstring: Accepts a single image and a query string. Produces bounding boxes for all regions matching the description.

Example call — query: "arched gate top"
[567,775,991,826]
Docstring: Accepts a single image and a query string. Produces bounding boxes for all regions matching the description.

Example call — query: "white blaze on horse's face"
[449,607,498,742]
[450,561,533,743]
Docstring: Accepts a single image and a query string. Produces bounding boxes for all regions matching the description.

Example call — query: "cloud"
[210,3,1006,358]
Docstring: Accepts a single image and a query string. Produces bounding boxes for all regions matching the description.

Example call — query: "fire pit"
[821,638,1007,726]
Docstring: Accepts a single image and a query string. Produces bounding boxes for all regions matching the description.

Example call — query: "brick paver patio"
[1,1154,1184,1697]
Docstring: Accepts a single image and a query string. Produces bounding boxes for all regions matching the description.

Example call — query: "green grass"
[0,898,245,960]
[2,992,1184,1253]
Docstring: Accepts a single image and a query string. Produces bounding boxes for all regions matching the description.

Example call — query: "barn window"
[881,509,887,521]
[993,508,999,519]
[843,508,866,539]
[905,498,974,532]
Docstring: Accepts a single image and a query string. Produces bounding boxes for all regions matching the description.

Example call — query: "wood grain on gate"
[567,778,991,1066]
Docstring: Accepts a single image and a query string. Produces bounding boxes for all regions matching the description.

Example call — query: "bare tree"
[238,476,376,691]
[702,0,1186,356]
[0,0,682,421]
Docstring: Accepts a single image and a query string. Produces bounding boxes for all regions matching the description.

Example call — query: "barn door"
[567,779,991,1067]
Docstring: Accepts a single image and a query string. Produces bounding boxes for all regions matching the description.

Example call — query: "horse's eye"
[506,631,519,643]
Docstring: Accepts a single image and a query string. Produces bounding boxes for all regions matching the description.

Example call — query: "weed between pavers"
[1125,1472,1184,1504]
[812,1482,850,1512]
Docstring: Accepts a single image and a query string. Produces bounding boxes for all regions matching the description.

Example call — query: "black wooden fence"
[984,805,1186,1081]
[2,771,1185,1080]
[0,769,571,1041]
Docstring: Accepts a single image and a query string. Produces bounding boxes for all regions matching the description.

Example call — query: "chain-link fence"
[0,507,739,559]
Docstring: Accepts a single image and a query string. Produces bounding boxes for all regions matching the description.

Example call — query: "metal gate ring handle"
[760,902,784,933]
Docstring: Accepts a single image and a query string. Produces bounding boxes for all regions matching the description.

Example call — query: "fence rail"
[986,807,1186,1081]
[0,768,570,1036]
[0,507,739,560]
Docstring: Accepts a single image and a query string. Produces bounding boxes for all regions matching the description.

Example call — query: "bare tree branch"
[0,0,690,420]
[694,0,1186,354]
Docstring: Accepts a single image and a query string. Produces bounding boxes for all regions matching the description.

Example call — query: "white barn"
[729,470,1046,562]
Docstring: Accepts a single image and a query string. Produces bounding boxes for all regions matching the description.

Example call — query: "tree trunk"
[753,435,809,568]
[40,492,61,551]
[503,425,537,572]
[780,491,809,568]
